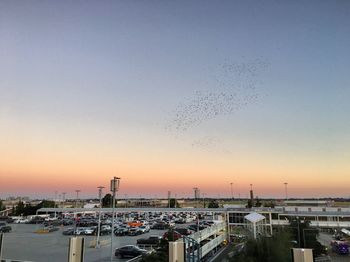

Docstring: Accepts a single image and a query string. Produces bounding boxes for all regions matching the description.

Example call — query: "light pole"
[168,191,171,208]
[75,190,80,208]
[284,182,288,200]
[62,192,66,202]
[230,182,233,200]
[96,186,104,248]
[110,177,120,261]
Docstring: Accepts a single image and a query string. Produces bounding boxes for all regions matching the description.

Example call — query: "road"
[1,224,168,262]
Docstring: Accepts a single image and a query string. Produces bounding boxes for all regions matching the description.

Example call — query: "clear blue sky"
[1,0,350,198]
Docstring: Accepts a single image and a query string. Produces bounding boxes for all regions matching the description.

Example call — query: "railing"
[271,219,350,228]
[191,222,226,243]
[200,233,226,257]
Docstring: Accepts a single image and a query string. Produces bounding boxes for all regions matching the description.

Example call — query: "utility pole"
[62,192,66,202]
[168,191,171,208]
[284,182,288,200]
[75,190,80,208]
[96,186,104,248]
[110,177,120,261]
[193,187,199,208]
[230,182,234,200]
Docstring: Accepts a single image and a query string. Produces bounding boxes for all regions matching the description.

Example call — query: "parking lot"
[318,232,350,262]
[1,224,168,262]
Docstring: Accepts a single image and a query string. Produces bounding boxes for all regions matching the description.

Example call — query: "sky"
[1,0,350,199]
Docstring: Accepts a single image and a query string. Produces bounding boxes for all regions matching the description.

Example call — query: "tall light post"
[230,182,234,200]
[75,190,80,208]
[168,191,171,208]
[193,187,199,208]
[62,192,66,202]
[96,186,104,249]
[284,182,288,200]
[110,177,120,261]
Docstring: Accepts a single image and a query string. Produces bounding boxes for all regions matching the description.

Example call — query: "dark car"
[114,227,129,236]
[0,225,12,233]
[62,228,75,235]
[174,228,193,236]
[99,228,111,236]
[115,245,148,258]
[163,231,182,241]
[152,222,169,230]
[137,236,162,246]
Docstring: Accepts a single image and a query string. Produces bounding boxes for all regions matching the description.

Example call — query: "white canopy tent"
[244,212,266,239]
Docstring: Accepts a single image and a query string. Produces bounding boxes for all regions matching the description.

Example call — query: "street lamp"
[230,182,233,200]
[284,182,288,200]
[75,190,80,208]
[110,177,120,261]
[96,186,104,249]
[62,192,66,202]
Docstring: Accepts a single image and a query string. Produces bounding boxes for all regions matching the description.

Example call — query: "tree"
[0,200,5,211]
[169,198,180,208]
[246,199,253,208]
[208,200,219,208]
[37,200,56,208]
[289,218,326,256]
[13,200,57,216]
[14,201,26,216]
[264,201,275,208]
[102,194,112,207]
[255,197,262,207]
[232,231,293,262]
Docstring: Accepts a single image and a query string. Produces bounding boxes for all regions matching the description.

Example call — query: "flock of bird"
[165,59,269,135]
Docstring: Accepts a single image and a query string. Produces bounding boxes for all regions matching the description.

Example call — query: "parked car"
[115,245,148,258]
[152,222,169,230]
[138,225,150,233]
[13,218,29,224]
[99,227,111,235]
[74,227,88,235]
[62,228,75,235]
[81,227,95,235]
[174,228,193,236]
[136,236,162,246]
[163,230,182,241]
[0,225,12,233]
[128,227,142,236]
[114,227,129,236]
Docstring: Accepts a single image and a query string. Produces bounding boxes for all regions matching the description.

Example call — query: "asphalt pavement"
[1,224,168,262]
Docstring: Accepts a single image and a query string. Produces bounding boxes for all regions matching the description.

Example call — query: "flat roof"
[245,212,265,223]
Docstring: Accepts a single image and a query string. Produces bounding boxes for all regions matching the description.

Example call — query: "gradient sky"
[1,0,350,199]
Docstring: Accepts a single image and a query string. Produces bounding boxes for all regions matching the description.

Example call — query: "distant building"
[283,200,331,207]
